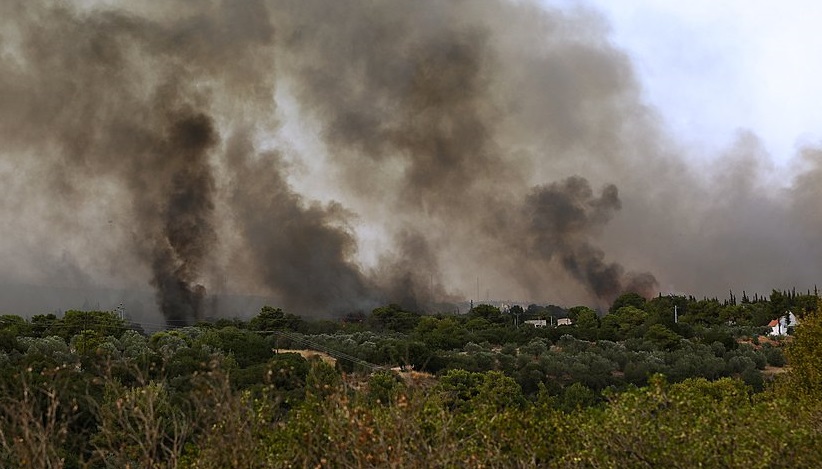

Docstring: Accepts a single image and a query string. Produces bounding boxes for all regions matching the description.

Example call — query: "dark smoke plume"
[150,113,218,324]
[523,177,656,303]
[272,1,656,305]
[0,0,277,324]
[223,130,379,315]
[1,0,820,322]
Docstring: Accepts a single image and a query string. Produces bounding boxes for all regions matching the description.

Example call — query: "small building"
[768,312,799,336]
[557,318,573,326]
[524,319,547,328]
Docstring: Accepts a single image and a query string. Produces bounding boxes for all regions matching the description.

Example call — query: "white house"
[524,319,547,328]
[523,318,573,328]
[768,312,799,336]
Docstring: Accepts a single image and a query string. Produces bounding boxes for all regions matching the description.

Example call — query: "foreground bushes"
[0,308,818,467]
[2,360,821,468]
[267,374,822,468]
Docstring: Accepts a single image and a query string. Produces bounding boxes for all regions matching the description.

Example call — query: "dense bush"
[0,297,814,467]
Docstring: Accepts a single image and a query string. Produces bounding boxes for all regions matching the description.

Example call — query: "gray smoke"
[0,0,277,324]
[0,0,819,322]
[150,112,217,324]
[270,0,657,306]
[223,129,378,314]
[523,177,656,302]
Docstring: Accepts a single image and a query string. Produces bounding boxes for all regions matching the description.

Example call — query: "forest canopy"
[0,289,819,467]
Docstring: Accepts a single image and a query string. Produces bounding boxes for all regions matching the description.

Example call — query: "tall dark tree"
[249,306,304,332]
[609,292,647,314]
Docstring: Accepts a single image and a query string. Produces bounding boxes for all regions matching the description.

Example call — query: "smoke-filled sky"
[1,0,820,324]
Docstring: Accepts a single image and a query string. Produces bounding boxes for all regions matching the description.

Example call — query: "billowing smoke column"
[0,0,277,324]
[270,0,658,306]
[524,177,656,301]
[224,131,378,314]
[151,113,218,324]
[0,0,819,322]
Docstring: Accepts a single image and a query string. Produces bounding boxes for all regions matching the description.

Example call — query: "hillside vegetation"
[0,291,820,467]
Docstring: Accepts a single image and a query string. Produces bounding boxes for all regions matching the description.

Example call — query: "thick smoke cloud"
[0,0,278,323]
[0,0,819,323]
[523,177,656,301]
[223,130,378,315]
[151,112,217,324]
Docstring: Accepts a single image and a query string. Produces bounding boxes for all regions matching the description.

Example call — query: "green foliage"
[701,326,737,350]
[560,382,599,412]
[249,306,304,332]
[682,298,723,326]
[474,371,527,411]
[181,382,275,467]
[644,294,687,327]
[69,330,107,357]
[609,291,646,313]
[784,308,822,400]
[770,289,792,319]
[18,335,75,368]
[30,313,59,337]
[0,329,23,354]
[368,304,421,332]
[562,375,822,467]
[794,293,820,319]
[720,304,752,325]
[762,343,786,367]
[150,330,192,358]
[468,304,505,325]
[413,316,470,351]
[198,326,272,368]
[0,288,812,468]
[573,306,599,329]
[643,323,682,350]
[520,337,549,357]
[0,368,78,468]
[437,370,525,412]
[601,306,648,340]
[266,353,309,392]
[305,359,342,400]
[663,342,726,382]
[120,329,152,360]
[92,379,186,467]
[0,315,32,337]
[56,310,128,340]
[437,369,486,409]
[366,371,405,405]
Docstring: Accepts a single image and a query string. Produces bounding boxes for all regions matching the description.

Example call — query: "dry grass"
[396,370,437,388]
[273,349,336,367]
[762,365,790,376]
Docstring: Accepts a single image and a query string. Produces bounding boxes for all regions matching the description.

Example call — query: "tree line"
[0,289,818,467]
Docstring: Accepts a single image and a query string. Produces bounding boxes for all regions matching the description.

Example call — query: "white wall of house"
[769,312,799,336]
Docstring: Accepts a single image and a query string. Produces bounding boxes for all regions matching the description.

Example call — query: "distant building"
[768,312,799,336]
[524,319,547,328]
[556,318,573,326]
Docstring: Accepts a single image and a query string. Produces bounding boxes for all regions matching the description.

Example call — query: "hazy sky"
[549,0,822,169]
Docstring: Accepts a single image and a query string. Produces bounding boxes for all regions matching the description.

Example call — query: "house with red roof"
[768,312,798,336]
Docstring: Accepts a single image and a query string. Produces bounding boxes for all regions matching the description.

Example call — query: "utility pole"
[674,305,678,324]
[114,303,125,321]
